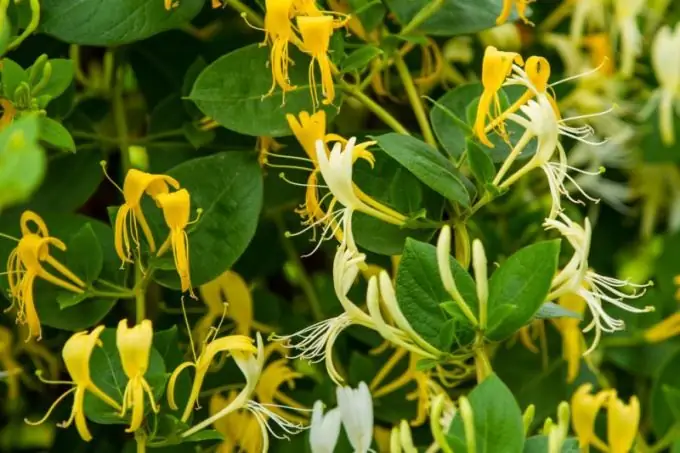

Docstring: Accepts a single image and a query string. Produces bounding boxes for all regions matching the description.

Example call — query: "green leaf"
[40,0,204,46]
[466,139,496,185]
[486,240,561,341]
[32,59,74,99]
[0,212,122,331]
[189,44,339,137]
[534,301,582,321]
[352,151,444,256]
[183,430,224,443]
[65,223,103,284]
[651,348,680,436]
[2,58,27,99]
[385,0,520,36]
[341,46,383,73]
[523,436,580,452]
[0,115,46,212]
[447,374,524,453]
[84,328,167,425]
[395,238,477,350]
[430,83,477,158]
[372,133,474,208]
[148,151,263,289]
[37,116,75,152]
[153,326,192,415]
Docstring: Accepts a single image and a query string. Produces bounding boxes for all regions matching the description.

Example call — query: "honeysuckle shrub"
[1,1,680,452]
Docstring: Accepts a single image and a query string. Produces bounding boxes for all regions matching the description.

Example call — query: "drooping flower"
[337,382,374,453]
[546,214,653,353]
[103,166,180,264]
[210,391,264,453]
[262,0,296,97]
[255,356,307,423]
[570,384,612,451]
[553,292,587,383]
[116,319,159,432]
[651,24,680,146]
[6,211,86,340]
[26,326,122,442]
[296,15,345,107]
[310,400,342,453]
[496,0,533,26]
[607,392,640,453]
[156,189,200,297]
[168,334,257,422]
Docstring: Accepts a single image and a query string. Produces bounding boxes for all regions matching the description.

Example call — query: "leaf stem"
[399,0,444,37]
[339,81,409,135]
[393,54,437,147]
[274,215,324,322]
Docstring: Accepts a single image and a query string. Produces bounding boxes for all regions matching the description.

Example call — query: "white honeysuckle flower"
[471,239,489,327]
[310,401,342,453]
[651,24,680,146]
[614,0,645,78]
[337,382,374,453]
[390,420,417,453]
[545,214,654,353]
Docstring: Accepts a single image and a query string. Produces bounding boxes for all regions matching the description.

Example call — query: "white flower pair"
[310,382,374,453]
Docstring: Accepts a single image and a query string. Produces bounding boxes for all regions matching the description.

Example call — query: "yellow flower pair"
[260,0,348,106]
[571,384,640,453]
[103,166,200,296]
[30,320,161,440]
[4,211,86,341]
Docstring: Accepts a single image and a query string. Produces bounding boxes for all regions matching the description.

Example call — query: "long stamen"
[99,161,124,194]
[549,58,608,87]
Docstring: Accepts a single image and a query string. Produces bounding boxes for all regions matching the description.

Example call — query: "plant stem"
[112,65,131,172]
[393,54,437,147]
[274,215,324,321]
[91,290,135,299]
[339,82,409,135]
[6,0,40,53]
[473,335,492,382]
[399,0,444,36]
[647,423,680,453]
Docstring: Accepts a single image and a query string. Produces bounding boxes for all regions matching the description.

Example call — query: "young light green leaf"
[2,59,27,99]
[395,238,478,350]
[447,374,524,452]
[41,0,204,45]
[341,46,383,73]
[372,133,474,208]
[189,44,339,137]
[33,59,74,99]
[38,116,76,152]
[533,302,582,321]
[485,240,561,341]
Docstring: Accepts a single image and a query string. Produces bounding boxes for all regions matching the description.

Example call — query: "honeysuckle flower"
[553,292,586,383]
[607,393,640,453]
[546,214,653,353]
[103,166,180,264]
[116,319,159,432]
[614,0,645,78]
[156,188,201,297]
[26,326,121,442]
[473,46,524,147]
[310,400,342,453]
[168,333,257,422]
[0,327,21,402]
[292,0,322,16]
[262,0,296,97]
[390,420,417,453]
[643,312,680,343]
[570,384,612,451]
[255,357,308,424]
[210,391,263,453]
[570,0,607,44]
[496,0,532,26]
[297,15,346,107]
[651,24,680,146]
[337,382,373,453]
[413,39,445,93]
[5,211,86,341]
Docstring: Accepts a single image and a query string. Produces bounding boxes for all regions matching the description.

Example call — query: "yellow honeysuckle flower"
[607,393,640,453]
[117,319,159,432]
[5,211,86,341]
[167,334,257,422]
[263,0,296,97]
[414,39,445,94]
[517,319,544,354]
[473,46,524,147]
[257,136,284,167]
[297,15,344,107]
[210,391,264,453]
[292,0,322,16]
[570,383,612,451]
[0,327,22,402]
[102,165,180,264]
[554,292,587,383]
[156,189,201,297]
[496,0,533,26]
[0,98,16,130]
[255,357,307,424]
[644,312,680,343]
[327,0,378,42]
[26,326,122,442]
[583,33,614,76]
[287,110,327,162]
